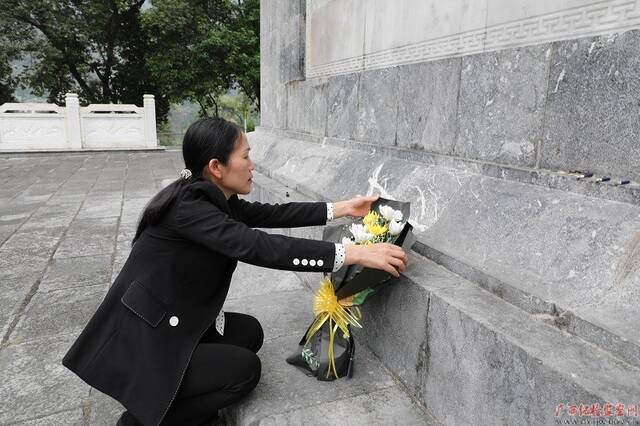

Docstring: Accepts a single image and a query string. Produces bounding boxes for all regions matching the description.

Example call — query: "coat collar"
[186,178,237,215]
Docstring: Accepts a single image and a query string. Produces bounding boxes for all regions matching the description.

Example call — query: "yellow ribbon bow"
[305,277,362,379]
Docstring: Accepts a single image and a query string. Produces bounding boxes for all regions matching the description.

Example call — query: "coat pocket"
[121,280,166,328]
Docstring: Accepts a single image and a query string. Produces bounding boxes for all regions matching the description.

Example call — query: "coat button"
[309,259,316,266]
[169,316,179,327]
[301,259,308,266]
[293,258,300,265]
[317,259,324,267]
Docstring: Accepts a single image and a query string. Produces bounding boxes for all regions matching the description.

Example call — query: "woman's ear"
[206,158,224,180]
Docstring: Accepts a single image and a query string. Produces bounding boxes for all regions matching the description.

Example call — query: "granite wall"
[260,1,640,183]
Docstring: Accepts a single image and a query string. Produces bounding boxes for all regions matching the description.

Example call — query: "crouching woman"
[62,117,408,425]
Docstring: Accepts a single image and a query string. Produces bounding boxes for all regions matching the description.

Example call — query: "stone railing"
[0,93,158,151]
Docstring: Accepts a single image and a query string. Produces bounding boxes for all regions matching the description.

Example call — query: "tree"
[0,0,169,120]
[142,0,231,117]
[219,92,256,132]
[142,0,259,117]
[225,0,260,107]
[0,20,30,104]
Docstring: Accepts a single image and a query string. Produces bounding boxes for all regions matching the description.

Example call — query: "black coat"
[62,179,335,425]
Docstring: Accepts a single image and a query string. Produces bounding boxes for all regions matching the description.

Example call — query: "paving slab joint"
[1,155,107,348]
[0,278,42,348]
[0,155,85,247]
[81,398,93,426]
[109,156,130,284]
[7,407,86,425]
[415,294,431,398]
[361,334,441,424]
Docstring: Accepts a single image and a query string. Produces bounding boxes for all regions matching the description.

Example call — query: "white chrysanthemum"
[341,236,355,246]
[378,205,394,221]
[349,223,374,243]
[379,205,403,222]
[389,220,404,236]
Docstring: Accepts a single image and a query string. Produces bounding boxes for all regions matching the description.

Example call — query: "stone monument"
[251,1,640,423]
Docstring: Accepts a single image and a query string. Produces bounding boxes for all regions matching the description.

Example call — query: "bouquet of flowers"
[287,197,415,381]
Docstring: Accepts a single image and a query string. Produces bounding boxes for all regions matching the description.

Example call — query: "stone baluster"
[143,94,158,147]
[65,93,82,149]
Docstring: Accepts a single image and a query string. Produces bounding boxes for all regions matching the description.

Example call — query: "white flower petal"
[379,205,395,222]
[350,223,374,243]
[341,237,355,245]
[389,220,404,236]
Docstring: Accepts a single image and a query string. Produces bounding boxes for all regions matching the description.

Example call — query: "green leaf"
[352,288,376,305]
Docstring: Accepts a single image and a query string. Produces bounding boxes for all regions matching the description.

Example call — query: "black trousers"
[120,312,263,426]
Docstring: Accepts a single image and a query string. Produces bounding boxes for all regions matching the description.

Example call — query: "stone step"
[412,241,640,370]
[247,129,640,371]
[221,263,439,425]
[355,251,640,425]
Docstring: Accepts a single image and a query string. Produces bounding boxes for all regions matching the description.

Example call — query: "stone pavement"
[0,151,435,425]
[0,150,183,424]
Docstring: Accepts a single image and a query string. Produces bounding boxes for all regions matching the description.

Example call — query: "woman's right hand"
[344,243,408,277]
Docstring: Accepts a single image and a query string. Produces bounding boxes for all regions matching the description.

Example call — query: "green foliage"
[141,0,259,117]
[301,347,320,370]
[0,0,169,120]
[157,93,258,147]
[218,92,258,132]
[156,120,183,146]
[225,0,260,106]
[351,288,376,306]
[0,19,30,104]
[0,0,259,124]
[141,0,230,117]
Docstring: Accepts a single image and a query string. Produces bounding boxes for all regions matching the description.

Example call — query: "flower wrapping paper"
[327,197,414,300]
[286,197,415,381]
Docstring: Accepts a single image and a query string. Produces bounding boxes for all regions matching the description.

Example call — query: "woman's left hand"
[333,194,379,219]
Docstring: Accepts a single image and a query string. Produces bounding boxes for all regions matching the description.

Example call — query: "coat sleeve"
[229,197,328,228]
[175,193,335,272]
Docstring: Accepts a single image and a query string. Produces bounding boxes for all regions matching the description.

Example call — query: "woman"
[62,117,408,425]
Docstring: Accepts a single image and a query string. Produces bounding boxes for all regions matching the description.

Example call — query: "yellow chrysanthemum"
[366,223,388,236]
[363,211,380,227]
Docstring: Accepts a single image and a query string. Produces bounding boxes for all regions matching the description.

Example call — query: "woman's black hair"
[132,117,242,244]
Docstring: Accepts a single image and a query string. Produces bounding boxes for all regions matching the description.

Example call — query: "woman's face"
[212,132,254,198]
